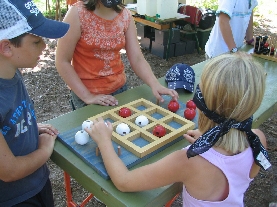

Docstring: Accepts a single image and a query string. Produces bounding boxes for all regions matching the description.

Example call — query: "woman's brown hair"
[83,0,125,13]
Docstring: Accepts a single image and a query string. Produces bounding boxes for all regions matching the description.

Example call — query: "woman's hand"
[37,123,59,136]
[183,129,202,144]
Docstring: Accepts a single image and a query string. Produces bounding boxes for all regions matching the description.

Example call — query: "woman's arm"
[124,18,178,102]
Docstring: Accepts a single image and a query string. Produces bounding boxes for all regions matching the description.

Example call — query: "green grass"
[33,0,48,12]
[33,0,68,19]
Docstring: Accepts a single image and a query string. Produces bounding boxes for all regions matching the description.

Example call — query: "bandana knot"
[187,84,271,170]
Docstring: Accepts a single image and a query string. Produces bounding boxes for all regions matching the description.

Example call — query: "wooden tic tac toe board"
[58,98,195,179]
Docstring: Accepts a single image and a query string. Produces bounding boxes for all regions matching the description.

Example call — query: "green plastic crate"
[179,27,212,50]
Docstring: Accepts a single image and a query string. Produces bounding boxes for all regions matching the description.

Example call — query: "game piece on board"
[75,130,90,145]
[116,123,131,136]
[82,120,93,130]
[119,107,132,118]
[117,146,121,156]
[135,115,149,127]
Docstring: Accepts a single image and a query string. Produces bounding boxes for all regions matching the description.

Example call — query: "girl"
[56,0,178,109]
[85,52,271,206]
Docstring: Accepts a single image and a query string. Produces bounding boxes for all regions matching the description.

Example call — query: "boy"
[0,0,69,206]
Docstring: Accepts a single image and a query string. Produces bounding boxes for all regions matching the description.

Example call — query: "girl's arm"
[124,17,178,102]
[55,6,117,106]
[249,129,268,178]
[85,117,189,192]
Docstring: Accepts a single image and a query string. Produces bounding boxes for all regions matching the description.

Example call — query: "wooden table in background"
[132,13,189,60]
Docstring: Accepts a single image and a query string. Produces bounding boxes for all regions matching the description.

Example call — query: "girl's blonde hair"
[198,52,266,153]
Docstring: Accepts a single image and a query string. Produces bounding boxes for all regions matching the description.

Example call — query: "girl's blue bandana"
[101,0,121,8]
[187,84,271,170]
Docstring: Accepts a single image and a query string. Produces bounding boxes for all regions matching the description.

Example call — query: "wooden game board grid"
[87,98,195,158]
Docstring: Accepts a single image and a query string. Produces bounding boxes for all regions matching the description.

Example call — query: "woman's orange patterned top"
[73,1,131,95]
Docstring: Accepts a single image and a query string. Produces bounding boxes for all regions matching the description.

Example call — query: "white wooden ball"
[135,115,149,127]
[82,120,93,130]
[75,130,90,145]
[116,123,130,136]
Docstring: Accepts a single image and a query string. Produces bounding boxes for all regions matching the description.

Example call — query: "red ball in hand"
[119,107,132,118]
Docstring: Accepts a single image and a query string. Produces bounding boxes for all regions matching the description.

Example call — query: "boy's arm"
[245,12,254,44]
[0,132,56,182]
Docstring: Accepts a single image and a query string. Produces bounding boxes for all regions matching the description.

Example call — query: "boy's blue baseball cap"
[0,0,69,41]
[165,63,195,93]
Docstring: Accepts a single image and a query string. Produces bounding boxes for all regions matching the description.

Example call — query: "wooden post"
[117,146,121,156]
[96,147,99,156]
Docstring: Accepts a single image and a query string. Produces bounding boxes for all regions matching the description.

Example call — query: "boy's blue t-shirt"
[0,70,49,207]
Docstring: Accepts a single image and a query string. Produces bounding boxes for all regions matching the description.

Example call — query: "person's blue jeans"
[70,83,128,110]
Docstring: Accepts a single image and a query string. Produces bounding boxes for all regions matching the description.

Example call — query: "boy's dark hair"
[9,33,28,48]
[83,0,124,13]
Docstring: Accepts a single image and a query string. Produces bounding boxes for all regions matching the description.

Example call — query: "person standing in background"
[205,0,257,58]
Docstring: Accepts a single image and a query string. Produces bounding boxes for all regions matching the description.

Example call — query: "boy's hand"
[84,117,113,145]
[37,123,59,136]
[38,133,57,155]
[183,129,202,144]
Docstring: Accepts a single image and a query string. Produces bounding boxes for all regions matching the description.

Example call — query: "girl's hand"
[151,84,179,103]
[183,129,202,144]
[84,117,113,145]
[86,94,118,106]
[37,123,59,136]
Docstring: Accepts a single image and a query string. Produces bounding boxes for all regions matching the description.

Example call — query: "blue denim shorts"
[70,83,128,110]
